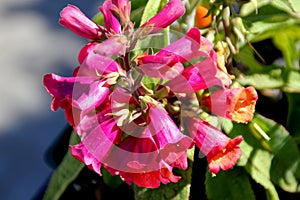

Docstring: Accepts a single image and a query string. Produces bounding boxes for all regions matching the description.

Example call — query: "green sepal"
[101,167,124,190]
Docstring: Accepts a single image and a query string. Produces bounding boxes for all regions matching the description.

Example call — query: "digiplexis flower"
[59,4,106,40]
[43,0,258,188]
[183,117,243,174]
[200,86,258,123]
[140,0,185,34]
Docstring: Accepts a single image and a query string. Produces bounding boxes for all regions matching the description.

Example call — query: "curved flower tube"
[59,4,105,40]
[43,74,109,125]
[165,57,223,93]
[201,86,258,123]
[99,0,122,34]
[183,117,243,174]
[140,0,185,34]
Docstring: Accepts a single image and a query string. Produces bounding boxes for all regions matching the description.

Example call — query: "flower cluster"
[44,0,258,188]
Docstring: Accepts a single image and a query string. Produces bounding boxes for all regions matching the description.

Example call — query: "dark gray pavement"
[0,1,102,199]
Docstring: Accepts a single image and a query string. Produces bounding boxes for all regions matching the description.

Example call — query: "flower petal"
[141,0,185,33]
[183,117,243,174]
[93,37,127,57]
[137,53,184,79]
[105,131,181,188]
[99,0,121,34]
[72,102,123,172]
[70,142,102,175]
[145,100,192,167]
[201,86,258,123]
[113,163,180,188]
[43,73,109,118]
[157,28,203,62]
[165,57,223,93]
[59,4,104,40]
[112,0,131,23]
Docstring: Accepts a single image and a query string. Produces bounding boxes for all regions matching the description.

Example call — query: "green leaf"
[130,0,148,27]
[272,25,300,70]
[289,0,300,13]
[133,148,194,200]
[237,66,300,93]
[93,13,104,26]
[139,0,166,26]
[43,132,85,200]
[222,119,279,200]
[131,0,148,11]
[205,167,256,200]
[223,113,300,193]
[240,0,299,17]
[253,114,300,193]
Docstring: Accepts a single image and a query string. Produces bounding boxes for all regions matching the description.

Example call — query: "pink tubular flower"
[140,0,185,33]
[137,53,184,79]
[43,38,125,125]
[157,28,206,62]
[43,74,109,126]
[165,57,223,93]
[184,117,243,174]
[105,132,182,188]
[99,0,122,34]
[71,101,123,175]
[201,86,258,123]
[104,100,191,188]
[59,4,105,40]
[136,28,223,93]
[43,0,259,189]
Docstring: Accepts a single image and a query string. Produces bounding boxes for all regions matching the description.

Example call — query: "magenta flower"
[70,101,123,175]
[165,57,223,93]
[43,74,109,126]
[183,117,243,174]
[59,4,106,40]
[43,37,125,125]
[140,0,185,34]
[101,96,192,188]
[111,0,131,23]
[137,28,223,93]
[99,0,122,34]
[43,0,258,189]
[200,86,258,123]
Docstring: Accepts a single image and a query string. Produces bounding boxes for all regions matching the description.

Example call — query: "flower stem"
[189,147,207,200]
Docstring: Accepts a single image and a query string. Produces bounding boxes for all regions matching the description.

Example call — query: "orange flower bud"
[194,6,212,29]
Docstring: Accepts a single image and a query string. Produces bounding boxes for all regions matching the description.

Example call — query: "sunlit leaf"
[237,66,300,93]
[253,114,300,193]
[241,0,299,16]
[273,25,300,70]
[222,119,280,200]
[139,0,166,26]
[223,113,300,193]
